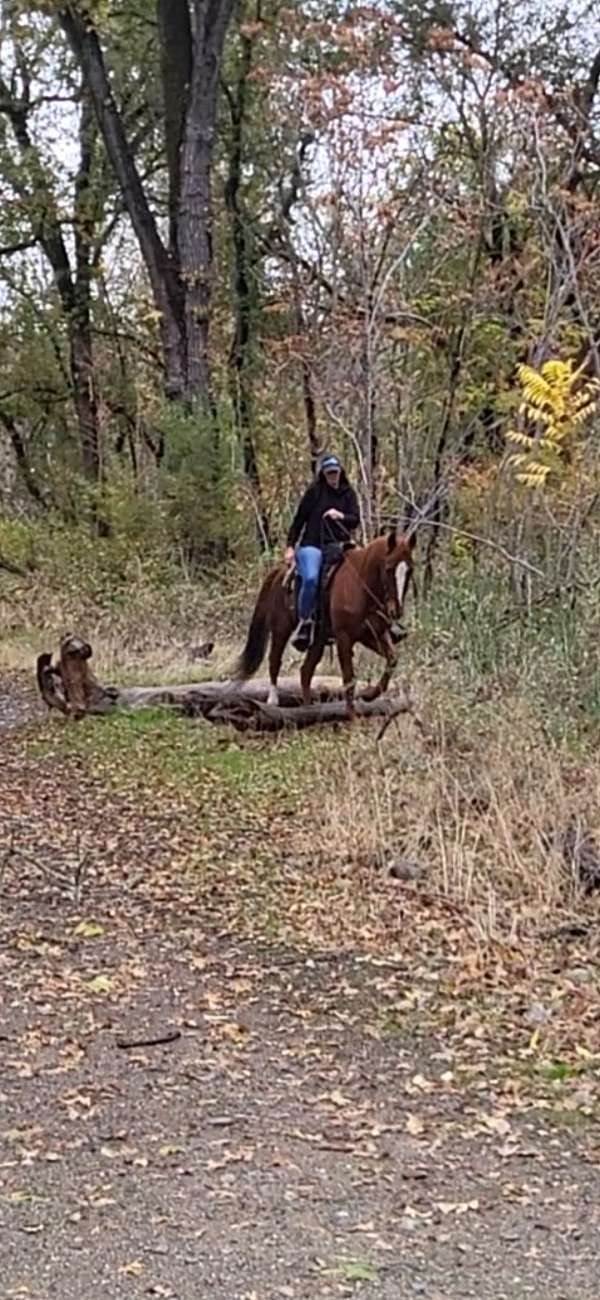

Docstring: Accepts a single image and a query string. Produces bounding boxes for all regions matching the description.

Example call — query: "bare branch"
[0,236,37,257]
[396,488,546,578]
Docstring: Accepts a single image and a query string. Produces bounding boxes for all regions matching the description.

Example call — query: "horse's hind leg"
[267,605,295,705]
[300,638,325,706]
[267,632,285,706]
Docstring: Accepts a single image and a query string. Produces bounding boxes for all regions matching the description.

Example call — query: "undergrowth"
[5,530,600,954]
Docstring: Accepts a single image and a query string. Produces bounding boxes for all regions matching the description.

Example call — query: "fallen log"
[117,676,354,713]
[34,636,420,733]
[36,651,68,714]
[202,694,412,732]
[35,637,363,719]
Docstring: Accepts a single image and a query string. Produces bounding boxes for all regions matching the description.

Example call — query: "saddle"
[288,542,353,644]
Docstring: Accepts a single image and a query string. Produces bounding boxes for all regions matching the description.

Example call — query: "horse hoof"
[267,688,279,707]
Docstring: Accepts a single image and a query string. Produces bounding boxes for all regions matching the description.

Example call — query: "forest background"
[1,0,600,738]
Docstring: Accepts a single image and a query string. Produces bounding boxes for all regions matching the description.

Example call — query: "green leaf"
[74,920,105,939]
[85,974,113,994]
[325,1259,379,1283]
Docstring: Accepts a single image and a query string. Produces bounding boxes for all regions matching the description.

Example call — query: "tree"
[0,14,105,480]
[58,0,237,410]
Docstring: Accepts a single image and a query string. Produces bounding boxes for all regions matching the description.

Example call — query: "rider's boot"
[291,618,314,652]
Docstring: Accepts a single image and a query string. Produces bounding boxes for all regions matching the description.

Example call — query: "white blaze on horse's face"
[395,560,409,612]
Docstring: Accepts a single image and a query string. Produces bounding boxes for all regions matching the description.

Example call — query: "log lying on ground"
[203,694,413,732]
[118,675,356,714]
[35,638,366,722]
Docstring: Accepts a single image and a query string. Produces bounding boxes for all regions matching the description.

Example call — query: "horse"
[234,528,416,715]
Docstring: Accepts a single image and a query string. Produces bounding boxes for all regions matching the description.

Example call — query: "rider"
[284,453,361,651]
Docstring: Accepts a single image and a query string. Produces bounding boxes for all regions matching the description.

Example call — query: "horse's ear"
[386,528,396,552]
[406,530,417,552]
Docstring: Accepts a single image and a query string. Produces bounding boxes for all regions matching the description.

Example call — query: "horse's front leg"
[359,632,397,703]
[336,632,356,718]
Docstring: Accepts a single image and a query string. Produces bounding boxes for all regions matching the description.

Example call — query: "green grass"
[30,705,337,813]
[535,1058,600,1083]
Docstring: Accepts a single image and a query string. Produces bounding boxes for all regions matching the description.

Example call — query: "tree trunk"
[358,309,377,534]
[178,93,216,405]
[72,91,101,482]
[224,12,271,545]
[61,1,236,410]
[422,325,465,595]
[178,0,237,405]
[0,411,48,508]
[289,266,320,473]
[59,6,187,400]
[156,0,193,258]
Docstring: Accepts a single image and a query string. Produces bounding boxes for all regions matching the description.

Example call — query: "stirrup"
[389,620,408,644]
[291,619,314,651]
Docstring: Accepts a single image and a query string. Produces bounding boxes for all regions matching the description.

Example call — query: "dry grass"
[295,687,600,944]
[0,568,250,683]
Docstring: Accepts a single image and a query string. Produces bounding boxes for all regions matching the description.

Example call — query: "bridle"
[326,520,412,636]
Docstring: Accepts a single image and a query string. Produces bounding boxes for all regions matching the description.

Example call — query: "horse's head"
[381,528,416,636]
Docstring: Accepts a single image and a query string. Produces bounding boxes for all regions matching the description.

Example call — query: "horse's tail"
[233,567,282,681]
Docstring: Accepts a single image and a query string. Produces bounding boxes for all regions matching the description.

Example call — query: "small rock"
[572,1085,595,1108]
[188,640,215,661]
[389,857,427,883]
[525,1002,553,1027]
[566,965,596,986]
[399,1215,421,1233]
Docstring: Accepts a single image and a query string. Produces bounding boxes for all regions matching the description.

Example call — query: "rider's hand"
[323,508,344,521]
[284,546,295,566]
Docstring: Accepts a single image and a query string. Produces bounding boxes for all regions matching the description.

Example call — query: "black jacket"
[286,469,361,549]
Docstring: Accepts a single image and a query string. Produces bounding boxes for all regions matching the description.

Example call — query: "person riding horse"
[285,454,361,651]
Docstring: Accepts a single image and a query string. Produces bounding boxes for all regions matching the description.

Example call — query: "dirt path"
[0,669,44,733]
[1,703,599,1299]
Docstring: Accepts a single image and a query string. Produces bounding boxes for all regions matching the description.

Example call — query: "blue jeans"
[296,546,322,620]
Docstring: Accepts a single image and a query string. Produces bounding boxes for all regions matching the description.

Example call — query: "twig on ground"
[539,920,594,940]
[116,1030,182,1049]
[73,848,90,907]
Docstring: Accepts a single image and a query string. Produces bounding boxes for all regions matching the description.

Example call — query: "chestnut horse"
[234,529,415,714]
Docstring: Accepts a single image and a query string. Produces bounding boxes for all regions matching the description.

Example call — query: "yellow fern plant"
[506,358,599,488]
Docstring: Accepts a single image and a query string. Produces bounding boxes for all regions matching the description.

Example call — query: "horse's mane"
[348,535,394,571]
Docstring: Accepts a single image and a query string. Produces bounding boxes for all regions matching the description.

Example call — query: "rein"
[318,519,407,630]
[328,520,405,627]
